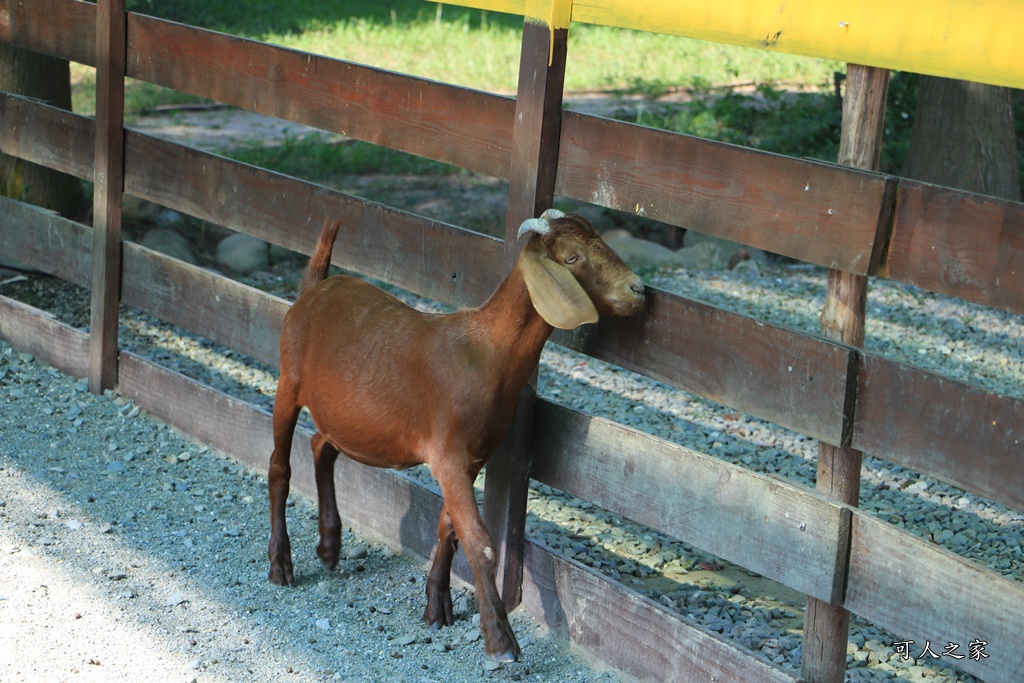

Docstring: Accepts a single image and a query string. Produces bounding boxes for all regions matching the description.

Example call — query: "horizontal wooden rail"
[845,511,1024,683]
[853,353,1024,512]
[555,111,894,276]
[0,295,90,379]
[122,133,506,311]
[0,198,92,286]
[531,400,850,603]
[0,91,93,181]
[521,541,798,683]
[553,292,852,445]
[126,14,516,181]
[442,0,1024,90]
[0,0,96,64]
[881,181,1024,315]
[122,243,289,369]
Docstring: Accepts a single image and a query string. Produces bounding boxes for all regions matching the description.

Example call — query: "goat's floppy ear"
[519,241,599,330]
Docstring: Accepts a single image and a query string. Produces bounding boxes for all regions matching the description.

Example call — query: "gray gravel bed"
[1,259,1021,683]
[0,341,622,683]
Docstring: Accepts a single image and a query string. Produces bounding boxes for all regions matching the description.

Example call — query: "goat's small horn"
[518,217,551,239]
[540,208,566,220]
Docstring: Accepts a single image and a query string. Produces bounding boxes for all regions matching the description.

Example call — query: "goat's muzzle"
[608,273,646,317]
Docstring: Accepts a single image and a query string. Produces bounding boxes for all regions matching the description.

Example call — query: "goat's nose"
[629,277,645,295]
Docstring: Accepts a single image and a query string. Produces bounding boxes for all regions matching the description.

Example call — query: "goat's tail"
[299,219,343,295]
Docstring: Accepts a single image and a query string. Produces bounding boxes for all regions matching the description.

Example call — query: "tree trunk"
[0,43,83,216]
[904,76,1020,201]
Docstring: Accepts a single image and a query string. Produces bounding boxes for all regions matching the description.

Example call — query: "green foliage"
[221,133,456,184]
[879,71,918,175]
[626,83,843,163]
[616,71,966,176]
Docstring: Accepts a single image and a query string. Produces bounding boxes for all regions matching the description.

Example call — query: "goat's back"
[279,276,506,467]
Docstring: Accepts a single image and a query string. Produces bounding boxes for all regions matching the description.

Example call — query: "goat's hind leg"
[267,381,301,586]
[423,504,457,629]
[311,432,343,569]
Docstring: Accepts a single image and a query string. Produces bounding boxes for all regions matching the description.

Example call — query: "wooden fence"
[0,0,1022,681]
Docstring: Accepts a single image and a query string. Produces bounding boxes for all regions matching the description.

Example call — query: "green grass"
[108,0,839,96]
[222,132,458,184]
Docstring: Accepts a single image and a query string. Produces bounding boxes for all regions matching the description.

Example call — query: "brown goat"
[267,210,645,661]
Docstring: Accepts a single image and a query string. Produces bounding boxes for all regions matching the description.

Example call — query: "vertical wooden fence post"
[482,0,571,612]
[88,0,126,394]
[802,63,890,683]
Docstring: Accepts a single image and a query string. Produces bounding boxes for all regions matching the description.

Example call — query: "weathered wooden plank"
[125,13,515,179]
[0,197,92,286]
[0,294,90,378]
[881,180,1024,315]
[122,131,504,310]
[0,0,96,65]
[555,287,852,446]
[845,511,1024,683]
[0,93,94,180]
[555,111,892,274]
[852,352,1024,511]
[531,400,850,603]
[121,242,289,369]
[522,540,799,683]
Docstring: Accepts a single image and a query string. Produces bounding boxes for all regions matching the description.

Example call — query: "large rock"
[216,233,269,275]
[602,229,728,271]
[683,231,766,269]
[139,228,197,265]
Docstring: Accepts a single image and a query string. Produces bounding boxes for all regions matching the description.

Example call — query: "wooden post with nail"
[88,0,126,394]
[802,63,892,683]
[483,0,571,612]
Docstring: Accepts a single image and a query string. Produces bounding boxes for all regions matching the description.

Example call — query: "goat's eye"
[564,254,580,265]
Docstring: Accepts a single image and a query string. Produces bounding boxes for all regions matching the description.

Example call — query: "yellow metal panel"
[525,0,572,28]
[434,0,1024,88]
[571,0,1024,88]
[438,0,527,16]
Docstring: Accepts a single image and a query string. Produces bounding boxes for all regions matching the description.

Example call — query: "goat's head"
[517,210,645,330]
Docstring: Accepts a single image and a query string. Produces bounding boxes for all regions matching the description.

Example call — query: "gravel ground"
[2,256,1021,683]
[0,339,624,683]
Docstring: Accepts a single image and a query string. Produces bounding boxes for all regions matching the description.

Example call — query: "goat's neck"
[472,264,552,383]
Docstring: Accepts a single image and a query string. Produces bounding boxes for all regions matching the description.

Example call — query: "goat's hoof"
[423,610,454,631]
[268,563,295,586]
[317,545,339,570]
[484,621,521,662]
[423,592,454,629]
[490,648,518,663]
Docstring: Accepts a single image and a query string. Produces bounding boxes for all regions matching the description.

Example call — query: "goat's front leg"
[311,432,343,569]
[436,468,520,662]
[424,504,457,629]
[267,388,301,586]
